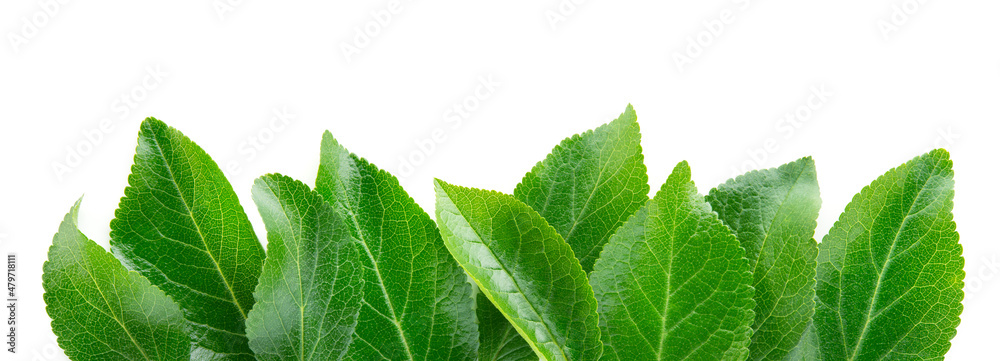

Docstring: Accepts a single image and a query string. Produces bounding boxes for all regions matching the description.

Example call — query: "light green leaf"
[316,133,478,361]
[44,200,192,361]
[590,161,755,361]
[477,294,537,361]
[707,157,820,361]
[785,322,821,361]
[110,118,264,360]
[434,179,603,361]
[246,174,363,361]
[813,149,963,360]
[514,104,648,273]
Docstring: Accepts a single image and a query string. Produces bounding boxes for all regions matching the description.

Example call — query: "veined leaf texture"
[590,161,755,361]
[316,133,479,361]
[41,113,966,361]
[110,118,264,360]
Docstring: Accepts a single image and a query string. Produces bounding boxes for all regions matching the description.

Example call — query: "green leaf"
[513,104,648,274]
[44,199,192,361]
[434,180,603,361]
[590,161,754,361]
[477,294,537,361]
[483,105,647,360]
[316,133,478,361]
[110,118,264,360]
[246,174,364,361]
[813,149,963,360]
[785,322,821,361]
[707,157,820,361]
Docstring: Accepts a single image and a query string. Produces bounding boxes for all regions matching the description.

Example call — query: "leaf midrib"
[262,181,309,360]
[745,165,810,337]
[655,202,675,361]
[334,174,415,361]
[845,168,937,360]
[149,134,249,319]
[442,188,571,361]
[70,241,153,360]
[305,202,350,361]
[748,164,809,282]
[558,131,626,264]
[490,322,518,361]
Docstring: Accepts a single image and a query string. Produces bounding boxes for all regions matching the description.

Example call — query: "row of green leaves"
[44,106,963,361]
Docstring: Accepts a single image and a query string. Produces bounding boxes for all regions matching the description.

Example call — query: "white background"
[1,1,998,360]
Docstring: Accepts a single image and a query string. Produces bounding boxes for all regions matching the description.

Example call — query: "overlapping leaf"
[514,104,648,273]
[40,111,968,361]
[590,161,755,361]
[44,200,192,361]
[110,118,264,360]
[707,157,820,361]
[813,149,963,360]
[246,174,363,361]
[435,180,603,361]
[475,105,648,360]
[476,294,538,361]
[316,133,478,361]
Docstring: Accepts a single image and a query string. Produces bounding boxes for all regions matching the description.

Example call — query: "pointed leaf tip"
[112,118,264,359]
[46,201,192,360]
[591,159,754,360]
[813,150,961,360]
[667,160,691,183]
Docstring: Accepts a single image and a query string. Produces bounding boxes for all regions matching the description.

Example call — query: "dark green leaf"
[434,180,603,361]
[44,200,192,361]
[590,161,755,360]
[110,118,264,360]
[707,157,820,361]
[813,149,963,360]
[477,294,537,361]
[316,133,478,361]
[246,174,363,361]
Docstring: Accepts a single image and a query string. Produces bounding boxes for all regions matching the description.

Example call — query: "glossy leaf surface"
[435,180,603,361]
